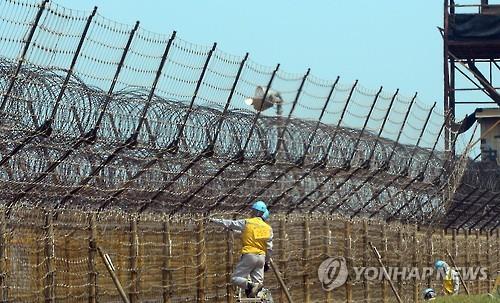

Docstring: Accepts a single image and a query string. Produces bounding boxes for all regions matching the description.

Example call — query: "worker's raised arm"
[266,228,273,263]
[452,270,460,294]
[210,218,246,233]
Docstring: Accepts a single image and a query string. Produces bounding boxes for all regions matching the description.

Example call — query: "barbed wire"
[0,0,498,231]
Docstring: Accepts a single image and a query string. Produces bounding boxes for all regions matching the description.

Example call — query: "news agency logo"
[317,256,349,291]
[318,256,490,292]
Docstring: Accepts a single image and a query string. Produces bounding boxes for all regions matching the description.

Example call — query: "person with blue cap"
[435,260,460,295]
[210,201,273,298]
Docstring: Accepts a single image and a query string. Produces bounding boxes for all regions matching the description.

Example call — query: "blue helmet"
[251,201,267,213]
[423,288,436,300]
[435,260,446,269]
[262,209,270,221]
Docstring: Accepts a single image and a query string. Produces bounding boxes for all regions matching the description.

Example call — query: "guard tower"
[444,0,500,154]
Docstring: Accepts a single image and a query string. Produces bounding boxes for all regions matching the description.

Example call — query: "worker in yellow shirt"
[210,201,273,298]
[435,260,460,295]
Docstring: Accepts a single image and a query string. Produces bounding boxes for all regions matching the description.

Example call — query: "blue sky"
[56,1,445,113]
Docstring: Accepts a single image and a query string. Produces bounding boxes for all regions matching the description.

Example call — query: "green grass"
[433,294,500,303]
